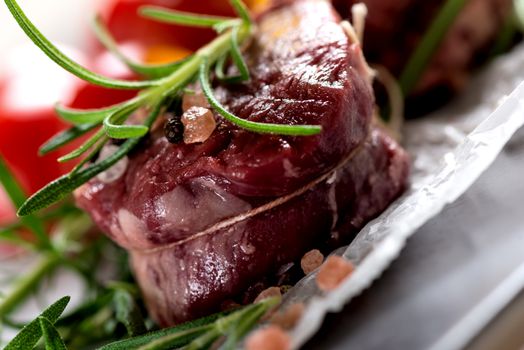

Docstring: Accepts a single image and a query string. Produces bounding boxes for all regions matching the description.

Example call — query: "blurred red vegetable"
[97,0,271,63]
[99,0,236,52]
[0,44,83,195]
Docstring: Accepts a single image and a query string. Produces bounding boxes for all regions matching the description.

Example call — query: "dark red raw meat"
[76,0,409,325]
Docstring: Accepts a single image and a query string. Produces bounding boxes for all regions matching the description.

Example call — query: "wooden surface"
[305,127,524,350]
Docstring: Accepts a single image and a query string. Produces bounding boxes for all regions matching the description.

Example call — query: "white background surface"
[0,0,94,75]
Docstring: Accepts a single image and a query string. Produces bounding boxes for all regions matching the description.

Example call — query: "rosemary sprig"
[200,58,321,135]
[113,288,147,337]
[99,297,279,350]
[39,317,68,350]
[0,168,94,318]
[230,26,250,81]
[4,0,164,90]
[398,0,468,95]
[92,16,191,79]
[0,157,50,248]
[228,0,252,25]
[98,310,234,350]
[0,253,61,317]
[7,0,321,216]
[57,128,107,163]
[55,103,126,125]
[3,296,70,350]
[0,163,135,348]
[18,104,163,216]
[39,123,99,156]
[139,6,235,28]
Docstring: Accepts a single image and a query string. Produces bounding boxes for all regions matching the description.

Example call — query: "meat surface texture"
[334,0,512,102]
[76,0,409,325]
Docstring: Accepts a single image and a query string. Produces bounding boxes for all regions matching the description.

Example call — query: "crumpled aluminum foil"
[286,44,524,348]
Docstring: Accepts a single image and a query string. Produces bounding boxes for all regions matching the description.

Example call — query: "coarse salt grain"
[271,302,305,330]
[181,106,216,144]
[301,249,324,275]
[96,145,128,184]
[316,255,354,292]
[254,286,282,304]
[245,326,291,350]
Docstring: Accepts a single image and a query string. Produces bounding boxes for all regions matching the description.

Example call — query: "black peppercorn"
[164,116,184,144]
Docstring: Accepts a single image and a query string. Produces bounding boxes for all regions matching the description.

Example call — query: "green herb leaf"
[215,54,229,81]
[0,157,28,209]
[200,58,322,136]
[213,19,243,33]
[69,137,108,176]
[228,0,252,25]
[97,310,233,350]
[0,254,61,317]
[103,107,148,139]
[219,303,266,350]
[3,296,70,350]
[229,25,250,82]
[136,326,212,350]
[183,328,221,350]
[55,293,113,328]
[4,0,163,90]
[18,104,163,216]
[398,0,468,95]
[92,16,190,79]
[39,317,68,350]
[139,6,234,28]
[58,128,106,163]
[39,123,99,156]
[55,103,123,125]
[0,156,49,246]
[113,289,147,337]
[215,26,250,84]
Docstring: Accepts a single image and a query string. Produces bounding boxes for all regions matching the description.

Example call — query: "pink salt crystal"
[246,326,291,350]
[316,256,355,292]
[181,106,216,144]
[271,302,305,330]
[254,286,282,304]
[300,249,324,275]
[182,89,210,111]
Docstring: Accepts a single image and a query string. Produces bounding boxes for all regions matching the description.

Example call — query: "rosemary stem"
[398,0,468,95]
[144,23,251,103]
[0,253,61,316]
